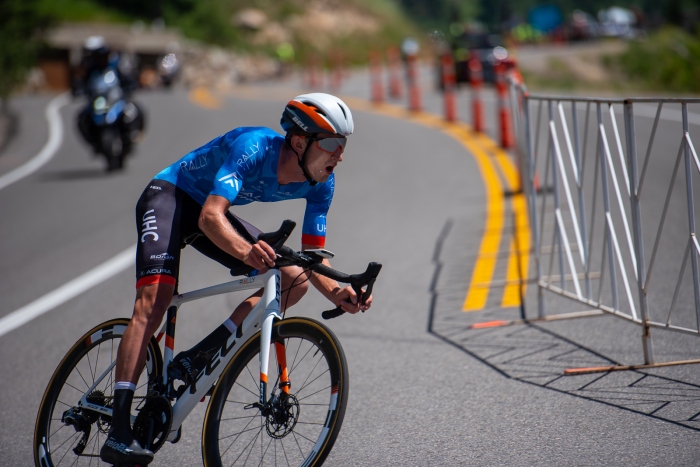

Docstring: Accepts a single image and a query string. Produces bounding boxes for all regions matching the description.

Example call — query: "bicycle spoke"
[286,338,303,378]
[245,364,257,388]
[288,342,314,377]
[281,437,291,466]
[93,343,101,382]
[220,414,258,422]
[75,366,91,390]
[64,381,87,395]
[291,431,305,458]
[231,422,263,466]
[219,423,262,442]
[219,412,261,461]
[54,431,81,465]
[296,368,329,396]
[297,384,331,402]
[49,421,71,439]
[85,350,95,386]
[233,380,258,399]
[88,428,100,465]
[291,430,316,445]
[256,436,274,466]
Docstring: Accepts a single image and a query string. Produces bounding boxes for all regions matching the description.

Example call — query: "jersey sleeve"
[210,133,267,203]
[301,175,334,248]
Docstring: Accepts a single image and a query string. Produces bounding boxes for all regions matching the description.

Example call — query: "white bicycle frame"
[77,268,284,441]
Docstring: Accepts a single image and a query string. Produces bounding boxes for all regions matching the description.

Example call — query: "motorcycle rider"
[73,36,143,154]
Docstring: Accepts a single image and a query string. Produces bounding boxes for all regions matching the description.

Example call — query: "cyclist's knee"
[281,266,310,296]
[133,282,174,327]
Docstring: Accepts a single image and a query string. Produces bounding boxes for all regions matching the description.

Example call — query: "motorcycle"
[77,68,144,171]
[157,52,180,88]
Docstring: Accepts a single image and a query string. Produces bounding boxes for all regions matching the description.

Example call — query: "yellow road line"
[453,131,505,311]
[482,139,531,307]
[189,87,221,109]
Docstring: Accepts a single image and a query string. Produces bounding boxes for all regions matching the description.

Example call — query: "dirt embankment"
[513,40,628,91]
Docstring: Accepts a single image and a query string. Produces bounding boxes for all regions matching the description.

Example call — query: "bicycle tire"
[34,318,163,467]
[202,317,349,467]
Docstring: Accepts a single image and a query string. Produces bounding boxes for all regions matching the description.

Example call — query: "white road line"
[0,92,70,191]
[0,245,136,337]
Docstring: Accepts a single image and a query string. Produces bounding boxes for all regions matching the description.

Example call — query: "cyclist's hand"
[244,240,276,272]
[334,286,372,314]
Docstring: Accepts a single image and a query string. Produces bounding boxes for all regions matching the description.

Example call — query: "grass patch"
[36,0,133,23]
[609,27,700,94]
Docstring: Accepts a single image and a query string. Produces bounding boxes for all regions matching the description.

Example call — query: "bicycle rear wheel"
[34,318,162,466]
[202,317,349,467]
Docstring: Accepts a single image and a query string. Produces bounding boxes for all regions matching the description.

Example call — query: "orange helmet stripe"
[287,100,336,133]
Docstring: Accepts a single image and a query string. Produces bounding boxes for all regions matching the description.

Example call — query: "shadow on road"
[40,168,112,181]
[428,219,700,432]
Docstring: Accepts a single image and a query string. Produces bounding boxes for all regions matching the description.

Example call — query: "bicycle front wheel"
[202,317,349,467]
[34,318,162,467]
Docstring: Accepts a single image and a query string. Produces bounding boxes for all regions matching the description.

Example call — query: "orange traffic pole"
[328,50,343,92]
[495,62,513,148]
[406,53,422,112]
[387,46,403,99]
[468,52,484,132]
[369,50,384,103]
[441,52,457,122]
[307,54,321,88]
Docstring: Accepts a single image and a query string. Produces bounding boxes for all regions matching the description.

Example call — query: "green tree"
[0,0,52,108]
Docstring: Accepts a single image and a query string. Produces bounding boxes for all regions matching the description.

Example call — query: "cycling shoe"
[100,433,154,466]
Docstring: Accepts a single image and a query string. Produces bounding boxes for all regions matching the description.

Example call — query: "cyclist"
[100,93,373,465]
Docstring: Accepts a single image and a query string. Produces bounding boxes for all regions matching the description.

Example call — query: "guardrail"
[509,78,700,369]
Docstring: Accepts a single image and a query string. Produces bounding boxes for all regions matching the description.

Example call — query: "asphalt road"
[2,67,700,466]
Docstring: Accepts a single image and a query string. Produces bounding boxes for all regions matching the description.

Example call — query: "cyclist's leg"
[119,179,184,384]
[115,283,174,382]
[102,180,183,465]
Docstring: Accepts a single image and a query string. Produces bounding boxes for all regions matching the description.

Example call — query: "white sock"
[223,318,237,334]
[114,381,136,392]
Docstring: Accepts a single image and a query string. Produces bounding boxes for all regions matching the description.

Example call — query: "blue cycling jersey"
[154,127,333,247]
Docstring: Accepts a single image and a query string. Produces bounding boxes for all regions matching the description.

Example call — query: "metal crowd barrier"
[509,78,700,368]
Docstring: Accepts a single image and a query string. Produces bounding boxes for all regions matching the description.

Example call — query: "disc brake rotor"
[265,393,300,439]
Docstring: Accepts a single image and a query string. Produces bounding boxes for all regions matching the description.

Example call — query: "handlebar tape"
[322,306,346,320]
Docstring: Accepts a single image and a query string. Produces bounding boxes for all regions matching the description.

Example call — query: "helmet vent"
[304,102,327,117]
[337,103,347,118]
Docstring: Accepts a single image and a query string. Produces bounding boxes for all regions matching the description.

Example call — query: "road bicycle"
[34,220,381,467]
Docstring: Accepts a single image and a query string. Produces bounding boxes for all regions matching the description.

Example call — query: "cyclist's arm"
[199,194,275,271]
[302,251,372,314]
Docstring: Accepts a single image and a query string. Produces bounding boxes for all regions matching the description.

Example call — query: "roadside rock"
[179,44,282,89]
[232,9,267,31]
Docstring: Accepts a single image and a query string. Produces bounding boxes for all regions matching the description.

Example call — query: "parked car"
[437,33,511,88]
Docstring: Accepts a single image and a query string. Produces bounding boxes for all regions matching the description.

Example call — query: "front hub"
[265,393,300,439]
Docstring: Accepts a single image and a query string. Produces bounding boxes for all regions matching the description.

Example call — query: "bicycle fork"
[258,270,289,406]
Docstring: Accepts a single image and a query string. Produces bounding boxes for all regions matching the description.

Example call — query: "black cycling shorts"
[135,179,261,289]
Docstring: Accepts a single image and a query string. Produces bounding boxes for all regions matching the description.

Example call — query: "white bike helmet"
[281,93,354,136]
[280,93,354,186]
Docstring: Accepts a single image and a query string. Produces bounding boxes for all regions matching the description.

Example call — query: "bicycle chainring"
[133,395,173,454]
